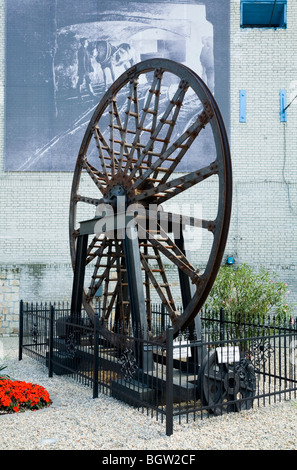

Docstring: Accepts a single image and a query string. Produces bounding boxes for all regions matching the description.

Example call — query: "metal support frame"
[174,230,205,368]
[123,225,148,337]
[71,233,88,323]
[124,224,153,370]
[78,211,152,369]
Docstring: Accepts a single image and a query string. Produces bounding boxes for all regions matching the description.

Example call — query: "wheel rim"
[69,58,232,342]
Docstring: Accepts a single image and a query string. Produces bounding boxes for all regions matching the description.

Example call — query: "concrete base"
[111,379,156,407]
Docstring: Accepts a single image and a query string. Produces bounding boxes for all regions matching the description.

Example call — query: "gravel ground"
[1,336,297,451]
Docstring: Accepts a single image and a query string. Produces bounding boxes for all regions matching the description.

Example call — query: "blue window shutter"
[240,90,247,123]
[280,90,287,122]
[241,1,287,29]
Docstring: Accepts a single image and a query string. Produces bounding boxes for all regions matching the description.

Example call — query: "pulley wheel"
[198,350,256,415]
[69,58,232,342]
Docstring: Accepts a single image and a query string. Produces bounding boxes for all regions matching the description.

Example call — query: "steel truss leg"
[123,224,152,370]
[174,230,205,369]
[71,234,88,324]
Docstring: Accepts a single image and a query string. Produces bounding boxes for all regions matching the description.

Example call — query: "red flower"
[0,377,52,413]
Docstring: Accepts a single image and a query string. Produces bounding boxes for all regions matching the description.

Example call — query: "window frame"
[240,0,287,29]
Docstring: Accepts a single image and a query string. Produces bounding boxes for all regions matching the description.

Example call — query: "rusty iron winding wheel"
[69,59,232,344]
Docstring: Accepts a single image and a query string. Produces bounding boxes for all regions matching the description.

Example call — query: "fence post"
[48,305,54,378]
[161,303,165,332]
[93,313,99,399]
[166,325,174,436]
[18,300,24,361]
[220,307,225,344]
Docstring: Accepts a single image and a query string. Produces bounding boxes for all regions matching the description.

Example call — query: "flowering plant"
[0,376,52,413]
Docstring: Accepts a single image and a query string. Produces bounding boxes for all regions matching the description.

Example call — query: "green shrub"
[205,263,294,324]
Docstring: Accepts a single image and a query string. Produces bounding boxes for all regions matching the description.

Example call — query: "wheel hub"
[224,371,240,396]
[104,174,135,207]
[104,173,156,211]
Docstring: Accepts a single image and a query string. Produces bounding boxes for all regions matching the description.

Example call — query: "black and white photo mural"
[5,0,229,171]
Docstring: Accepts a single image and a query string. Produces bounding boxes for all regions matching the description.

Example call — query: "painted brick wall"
[228,0,297,306]
[0,1,296,335]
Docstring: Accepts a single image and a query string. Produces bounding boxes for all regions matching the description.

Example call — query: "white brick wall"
[0,0,296,334]
[228,0,297,306]
[0,266,20,335]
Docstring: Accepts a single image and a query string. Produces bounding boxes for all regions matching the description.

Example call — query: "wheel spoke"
[114,240,129,330]
[145,228,200,284]
[87,242,117,302]
[82,158,107,194]
[156,223,196,269]
[140,251,178,325]
[93,126,112,180]
[138,208,216,235]
[144,72,162,168]
[86,235,108,265]
[105,282,119,320]
[118,77,141,172]
[109,98,119,177]
[132,108,213,190]
[129,78,188,181]
[123,69,163,175]
[86,239,108,298]
[135,161,218,204]
[139,239,178,315]
[101,242,118,320]
[74,195,105,206]
[152,245,177,312]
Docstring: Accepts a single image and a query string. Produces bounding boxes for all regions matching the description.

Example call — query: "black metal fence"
[19,300,297,436]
